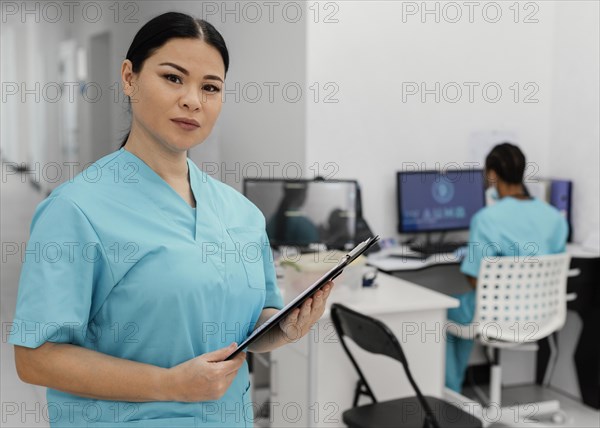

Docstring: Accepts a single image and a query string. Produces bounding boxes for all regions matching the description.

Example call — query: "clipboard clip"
[341,235,379,264]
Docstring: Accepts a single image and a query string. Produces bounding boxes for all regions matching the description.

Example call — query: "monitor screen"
[244,179,358,248]
[397,170,485,233]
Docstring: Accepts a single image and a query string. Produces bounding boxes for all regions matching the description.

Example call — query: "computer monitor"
[243,179,358,249]
[396,169,485,233]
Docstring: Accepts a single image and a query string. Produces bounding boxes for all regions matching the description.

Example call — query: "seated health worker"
[9,12,334,427]
[445,142,569,393]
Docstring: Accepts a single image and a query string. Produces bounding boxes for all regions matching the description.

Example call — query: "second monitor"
[396,169,485,235]
[244,179,358,249]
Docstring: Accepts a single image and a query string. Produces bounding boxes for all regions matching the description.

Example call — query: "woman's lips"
[171,119,200,131]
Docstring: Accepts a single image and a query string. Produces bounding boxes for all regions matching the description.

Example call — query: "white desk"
[366,245,462,272]
[268,272,458,427]
[368,243,599,273]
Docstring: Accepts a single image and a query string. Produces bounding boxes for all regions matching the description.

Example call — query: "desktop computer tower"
[526,179,573,243]
[550,179,573,242]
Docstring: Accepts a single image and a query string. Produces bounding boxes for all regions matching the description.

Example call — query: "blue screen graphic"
[397,170,485,232]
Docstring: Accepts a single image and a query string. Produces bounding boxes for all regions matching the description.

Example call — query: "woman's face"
[121,38,225,152]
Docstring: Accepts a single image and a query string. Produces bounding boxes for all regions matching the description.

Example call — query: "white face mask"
[485,186,500,205]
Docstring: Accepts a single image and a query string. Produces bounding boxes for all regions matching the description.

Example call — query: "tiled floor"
[1,162,599,428]
[463,384,600,427]
[496,385,600,427]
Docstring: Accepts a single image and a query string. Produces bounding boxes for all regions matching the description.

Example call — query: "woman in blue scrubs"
[445,143,569,393]
[9,12,333,427]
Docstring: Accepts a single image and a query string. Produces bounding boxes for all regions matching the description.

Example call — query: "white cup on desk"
[340,255,377,291]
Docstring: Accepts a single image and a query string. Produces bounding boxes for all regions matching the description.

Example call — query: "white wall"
[1,17,66,190]
[306,1,561,240]
[216,5,307,191]
[2,1,597,244]
[1,1,145,189]
[549,1,600,245]
[1,24,19,163]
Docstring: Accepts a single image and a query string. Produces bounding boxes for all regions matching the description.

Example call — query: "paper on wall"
[467,130,519,168]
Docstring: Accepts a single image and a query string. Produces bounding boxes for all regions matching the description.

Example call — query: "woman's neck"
[123,127,189,183]
[498,182,528,199]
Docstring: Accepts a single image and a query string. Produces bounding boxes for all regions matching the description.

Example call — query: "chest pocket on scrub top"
[226,227,266,290]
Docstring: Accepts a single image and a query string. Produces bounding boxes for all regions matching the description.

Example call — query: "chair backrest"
[331,303,440,427]
[331,302,409,364]
[475,253,571,343]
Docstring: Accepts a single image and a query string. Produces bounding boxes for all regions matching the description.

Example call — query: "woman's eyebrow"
[159,62,223,82]
[204,75,224,83]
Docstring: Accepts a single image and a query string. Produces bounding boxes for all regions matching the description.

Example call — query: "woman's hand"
[164,343,246,402]
[278,281,335,343]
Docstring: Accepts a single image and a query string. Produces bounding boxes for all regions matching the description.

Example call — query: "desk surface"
[368,243,600,273]
[367,245,461,272]
[278,270,459,317]
[566,243,600,259]
[324,272,459,316]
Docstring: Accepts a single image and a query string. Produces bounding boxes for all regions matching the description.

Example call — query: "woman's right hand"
[165,343,246,402]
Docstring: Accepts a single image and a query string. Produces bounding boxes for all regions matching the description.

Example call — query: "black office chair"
[330,303,482,428]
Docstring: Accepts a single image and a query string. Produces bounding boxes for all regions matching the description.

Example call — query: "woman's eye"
[203,84,221,93]
[164,74,182,84]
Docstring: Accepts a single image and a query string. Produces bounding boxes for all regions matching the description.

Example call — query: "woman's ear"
[486,170,498,187]
[121,60,136,98]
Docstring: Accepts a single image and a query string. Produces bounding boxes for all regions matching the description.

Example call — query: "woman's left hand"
[278,281,334,343]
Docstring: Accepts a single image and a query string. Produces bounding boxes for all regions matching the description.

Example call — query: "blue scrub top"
[460,196,569,278]
[8,147,284,427]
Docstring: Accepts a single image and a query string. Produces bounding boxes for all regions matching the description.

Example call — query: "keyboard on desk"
[409,242,466,256]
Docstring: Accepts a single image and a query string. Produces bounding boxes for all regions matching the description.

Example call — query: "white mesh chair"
[447,253,572,426]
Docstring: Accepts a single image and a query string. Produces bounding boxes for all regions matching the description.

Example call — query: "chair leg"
[468,370,490,407]
[490,364,502,406]
[542,333,558,386]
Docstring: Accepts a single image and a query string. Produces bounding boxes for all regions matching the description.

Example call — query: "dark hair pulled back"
[485,142,526,184]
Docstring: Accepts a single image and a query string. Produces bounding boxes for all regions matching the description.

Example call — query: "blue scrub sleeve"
[261,229,284,310]
[7,196,113,349]
[460,212,498,278]
[555,217,569,252]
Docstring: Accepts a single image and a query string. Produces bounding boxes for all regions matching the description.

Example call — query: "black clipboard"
[225,235,380,360]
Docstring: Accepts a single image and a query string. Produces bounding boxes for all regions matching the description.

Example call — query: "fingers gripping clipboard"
[225,235,380,360]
